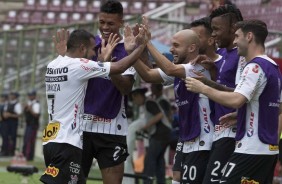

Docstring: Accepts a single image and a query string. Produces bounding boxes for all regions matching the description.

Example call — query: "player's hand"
[124,24,147,53]
[185,77,205,93]
[99,33,119,62]
[219,112,237,128]
[52,28,69,56]
[190,55,210,66]
[191,71,210,85]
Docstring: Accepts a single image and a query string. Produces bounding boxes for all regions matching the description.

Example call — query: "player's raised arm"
[109,25,147,75]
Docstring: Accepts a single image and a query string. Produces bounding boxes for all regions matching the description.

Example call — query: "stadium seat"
[57,12,69,25]
[84,13,95,22]
[129,2,143,14]
[70,13,81,23]
[30,12,43,24]
[74,0,88,13]
[43,12,56,24]
[88,0,101,13]
[17,11,30,24]
[5,11,17,23]
[62,0,74,12]
[24,0,36,10]
[36,0,49,11]
[49,0,61,11]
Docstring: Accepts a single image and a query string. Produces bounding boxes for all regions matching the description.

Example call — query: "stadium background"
[0,0,282,183]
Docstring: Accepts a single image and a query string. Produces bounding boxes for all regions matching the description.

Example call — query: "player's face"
[211,16,234,48]
[191,26,210,54]
[84,37,96,59]
[233,29,248,57]
[98,12,123,42]
[170,35,188,64]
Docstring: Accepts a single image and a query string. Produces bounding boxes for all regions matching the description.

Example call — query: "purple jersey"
[83,36,128,119]
[212,48,239,126]
[236,57,282,145]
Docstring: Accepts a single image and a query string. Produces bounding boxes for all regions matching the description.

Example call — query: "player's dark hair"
[235,20,268,46]
[210,4,243,25]
[67,29,94,51]
[190,17,213,35]
[100,0,123,17]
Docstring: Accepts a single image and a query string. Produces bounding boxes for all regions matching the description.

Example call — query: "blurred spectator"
[124,87,148,184]
[1,91,22,156]
[209,0,235,12]
[0,93,8,155]
[22,90,40,161]
[142,83,172,184]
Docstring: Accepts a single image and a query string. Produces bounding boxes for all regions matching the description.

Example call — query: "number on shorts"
[113,146,121,161]
[182,165,197,181]
[211,161,221,177]
[47,94,55,120]
[221,162,236,178]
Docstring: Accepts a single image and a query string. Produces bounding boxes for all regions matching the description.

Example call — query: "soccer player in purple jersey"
[53,1,151,183]
[125,19,214,183]
[186,19,282,184]
[188,5,244,184]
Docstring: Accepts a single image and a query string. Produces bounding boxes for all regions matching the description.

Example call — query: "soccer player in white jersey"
[186,19,282,183]
[125,21,214,183]
[40,28,147,184]
[169,16,225,184]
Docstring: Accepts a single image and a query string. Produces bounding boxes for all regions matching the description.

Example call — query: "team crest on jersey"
[252,65,259,73]
[42,121,60,142]
[45,166,59,177]
[247,128,254,137]
[241,178,259,184]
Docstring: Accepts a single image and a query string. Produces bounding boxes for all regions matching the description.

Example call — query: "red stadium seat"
[49,0,61,12]
[24,0,36,10]
[43,12,56,24]
[57,12,69,25]
[62,0,74,12]
[30,12,43,24]
[88,0,101,13]
[74,0,88,13]
[6,11,17,23]
[36,0,49,11]
[17,11,30,24]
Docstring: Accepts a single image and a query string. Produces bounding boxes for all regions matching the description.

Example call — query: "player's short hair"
[236,20,268,46]
[67,29,94,51]
[210,4,243,25]
[100,0,123,17]
[190,17,213,35]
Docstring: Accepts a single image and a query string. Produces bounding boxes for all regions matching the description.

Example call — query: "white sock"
[172,180,180,184]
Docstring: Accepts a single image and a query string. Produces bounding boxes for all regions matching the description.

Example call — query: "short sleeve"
[157,68,174,86]
[74,59,111,80]
[234,63,266,101]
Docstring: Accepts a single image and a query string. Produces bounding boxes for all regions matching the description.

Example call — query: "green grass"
[0,157,172,184]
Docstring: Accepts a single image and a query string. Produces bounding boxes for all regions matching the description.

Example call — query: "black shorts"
[220,153,278,184]
[40,142,85,184]
[82,132,128,176]
[181,151,210,184]
[202,137,236,184]
[172,141,184,172]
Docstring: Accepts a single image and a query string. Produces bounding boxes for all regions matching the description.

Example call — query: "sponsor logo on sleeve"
[45,166,59,177]
[42,121,60,142]
[80,58,90,63]
[251,65,259,73]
